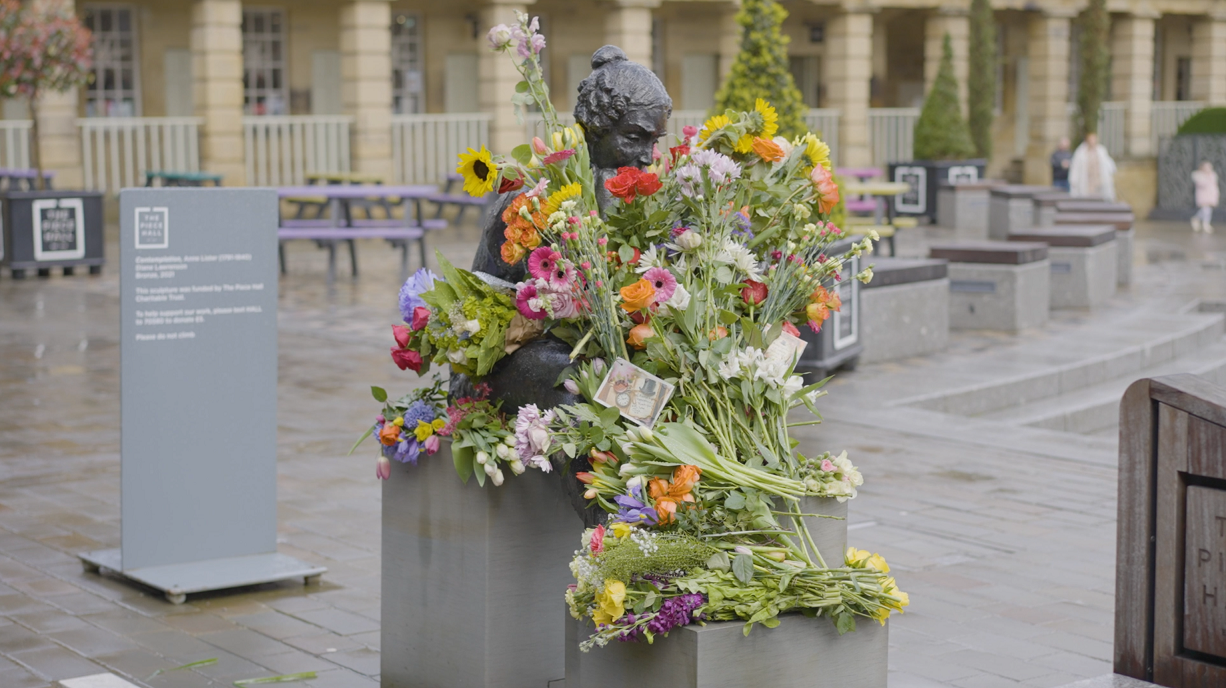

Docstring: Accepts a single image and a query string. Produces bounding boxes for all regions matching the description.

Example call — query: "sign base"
[78,548,326,604]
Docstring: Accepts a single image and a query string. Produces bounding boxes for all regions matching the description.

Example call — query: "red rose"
[635,172,662,197]
[781,321,801,337]
[392,325,411,348]
[669,145,690,163]
[499,174,525,194]
[741,280,768,305]
[411,306,431,331]
[391,347,423,372]
[605,167,643,203]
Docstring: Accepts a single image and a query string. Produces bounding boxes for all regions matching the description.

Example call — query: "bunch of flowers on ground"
[358,10,905,647]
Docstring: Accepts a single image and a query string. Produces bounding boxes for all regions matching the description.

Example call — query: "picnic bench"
[144,170,223,187]
[276,184,445,286]
[0,168,55,190]
[425,172,494,224]
[286,171,397,221]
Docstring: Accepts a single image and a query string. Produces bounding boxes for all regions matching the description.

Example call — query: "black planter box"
[795,239,862,378]
[1,190,105,278]
[889,159,987,221]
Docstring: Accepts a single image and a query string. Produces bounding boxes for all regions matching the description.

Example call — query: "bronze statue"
[455,46,671,523]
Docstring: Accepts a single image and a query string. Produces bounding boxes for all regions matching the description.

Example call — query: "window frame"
[242,7,289,116]
[82,3,142,118]
[391,12,423,115]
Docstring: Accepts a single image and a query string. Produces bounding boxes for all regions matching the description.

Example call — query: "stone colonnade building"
[4,0,1225,206]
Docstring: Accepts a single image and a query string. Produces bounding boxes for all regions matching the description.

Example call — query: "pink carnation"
[515,282,547,320]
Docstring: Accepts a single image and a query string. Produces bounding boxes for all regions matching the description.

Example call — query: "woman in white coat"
[1068,132,1117,201]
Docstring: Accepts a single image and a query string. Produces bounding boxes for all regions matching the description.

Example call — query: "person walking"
[1050,138,1072,191]
[1191,160,1219,234]
[1068,132,1117,201]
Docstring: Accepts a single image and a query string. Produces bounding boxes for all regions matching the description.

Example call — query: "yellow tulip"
[414,420,435,442]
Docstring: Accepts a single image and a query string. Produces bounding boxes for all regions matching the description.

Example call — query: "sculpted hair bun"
[590,45,628,70]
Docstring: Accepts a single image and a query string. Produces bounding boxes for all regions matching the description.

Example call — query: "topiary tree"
[1076,0,1109,141]
[0,0,92,190]
[713,0,807,140]
[1177,107,1226,135]
[913,33,976,161]
[968,0,996,160]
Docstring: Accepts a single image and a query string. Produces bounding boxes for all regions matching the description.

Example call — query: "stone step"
[978,335,1226,434]
[892,308,1225,417]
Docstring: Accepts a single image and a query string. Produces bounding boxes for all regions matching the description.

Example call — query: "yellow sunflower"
[797,132,833,171]
[699,114,732,145]
[735,99,780,153]
[456,145,498,197]
[542,182,583,216]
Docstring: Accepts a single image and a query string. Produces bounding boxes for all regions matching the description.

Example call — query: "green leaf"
[346,425,375,456]
[724,491,746,511]
[835,612,856,635]
[371,386,387,403]
[453,444,474,483]
[618,244,636,263]
[511,144,533,165]
[598,405,622,427]
[563,442,577,459]
[706,551,730,571]
[233,673,317,686]
[732,553,754,585]
[515,80,530,93]
[148,658,218,679]
[718,309,739,325]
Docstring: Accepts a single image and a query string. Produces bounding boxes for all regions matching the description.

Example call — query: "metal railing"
[1097,102,1126,156]
[1152,101,1203,152]
[804,109,840,164]
[243,115,352,186]
[868,108,919,166]
[78,117,202,194]
[0,120,32,169]
[392,113,492,185]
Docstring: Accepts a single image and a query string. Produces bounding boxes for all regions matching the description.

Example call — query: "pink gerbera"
[515,282,547,320]
[643,267,676,304]
[527,247,560,280]
[547,262,577,290]
[542,149,575,166]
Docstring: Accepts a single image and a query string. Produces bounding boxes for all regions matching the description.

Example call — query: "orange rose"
[379,423,401,446]
[501,241,527,265]
[671,465,702,493]
[520,226,542,250]
[708,326,728,341]
[648,477,671,501]
[811,285,841,311]
[752,136,785,162]
[810,165,840,214]
[619,279,656,313]
[627,322,654,350]
[805,302,830,326]
[654,499,679,524]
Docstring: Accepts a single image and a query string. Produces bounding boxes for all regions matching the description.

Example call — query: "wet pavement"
[0,213,1223,688]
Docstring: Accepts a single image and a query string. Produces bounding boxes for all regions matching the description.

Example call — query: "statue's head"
[575,46,672,171]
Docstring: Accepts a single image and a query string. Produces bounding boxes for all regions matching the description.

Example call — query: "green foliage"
[1076,0,1110,140]
[713,0,807,140]
[1177,107,1226,135]
[968,0,997,159]
[913,34,976,161]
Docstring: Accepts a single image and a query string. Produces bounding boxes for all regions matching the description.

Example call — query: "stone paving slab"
[0,219,1221,687]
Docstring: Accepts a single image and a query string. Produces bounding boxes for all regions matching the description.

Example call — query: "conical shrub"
[913,33,976,161]
[713,0,807,140]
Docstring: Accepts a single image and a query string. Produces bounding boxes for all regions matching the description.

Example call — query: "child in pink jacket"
[1191,161,1219,233]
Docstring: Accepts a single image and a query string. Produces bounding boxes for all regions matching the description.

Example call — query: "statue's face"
[589,105,670,170]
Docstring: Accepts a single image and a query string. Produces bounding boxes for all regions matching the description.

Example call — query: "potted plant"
[889,33,985,221]
[0,0,103,279]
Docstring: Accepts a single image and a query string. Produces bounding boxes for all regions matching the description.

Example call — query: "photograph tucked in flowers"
[356,9,904,653]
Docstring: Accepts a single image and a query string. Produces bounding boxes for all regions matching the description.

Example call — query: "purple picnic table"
[0,168,55,190]
[276,184,446,286]
[837,167,884,215]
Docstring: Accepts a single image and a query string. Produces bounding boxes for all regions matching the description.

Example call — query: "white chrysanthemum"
[716,238,764,281]
[635,245,667,273]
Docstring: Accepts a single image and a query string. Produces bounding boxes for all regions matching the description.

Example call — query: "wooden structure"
[1117,374,1226,686]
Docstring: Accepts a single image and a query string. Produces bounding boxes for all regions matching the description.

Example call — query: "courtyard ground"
[0,213,1223,688]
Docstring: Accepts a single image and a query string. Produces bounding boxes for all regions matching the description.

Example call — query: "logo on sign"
[893,166,927,214]
[135,207,169,249]
[32,198,85,261]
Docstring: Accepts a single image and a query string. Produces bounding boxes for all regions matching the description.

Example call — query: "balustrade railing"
[78,117,202,194]
[868,108,919,167]
[0,120,32,170]
[243,115,351,186]
[1152,101,1203,152]
[392,113,492,185]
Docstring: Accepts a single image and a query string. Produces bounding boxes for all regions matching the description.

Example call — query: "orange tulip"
[619,278,656,313]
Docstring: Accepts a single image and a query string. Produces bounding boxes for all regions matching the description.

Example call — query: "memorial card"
[594,358,675,427]
[766,330,808,366]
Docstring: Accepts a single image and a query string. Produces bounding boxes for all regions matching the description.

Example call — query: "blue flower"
[399,268,441,322]
[403,400,436,427]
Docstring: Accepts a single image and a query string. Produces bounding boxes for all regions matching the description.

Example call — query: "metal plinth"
[78,549,326,604]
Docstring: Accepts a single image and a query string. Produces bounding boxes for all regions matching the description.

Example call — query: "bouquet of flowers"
[356,11,906,647]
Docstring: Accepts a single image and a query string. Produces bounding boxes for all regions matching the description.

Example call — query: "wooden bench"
[278,219,440,285]
[0,168,55,190]
[1053,199,1132,214]
[145,170,223,187]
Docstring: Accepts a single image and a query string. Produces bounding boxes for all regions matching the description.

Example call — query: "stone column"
[1111,13,1156,157]
[924,8,969,114]
[191,0,245,185]
[1191,14,1226,105]
[824,9,873,167]
[479,0,535,154]
[605,0,660,69]
[30,0,81,188]
[717,1,742,83]
[1022,10,1072,185]
[340,1,393,179]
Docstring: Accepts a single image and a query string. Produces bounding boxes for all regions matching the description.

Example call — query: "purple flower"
[613,483,657,525]
[399,268,441,322]
[393,437,422,465]
[647,593,705,635]
[403,399,436,427]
